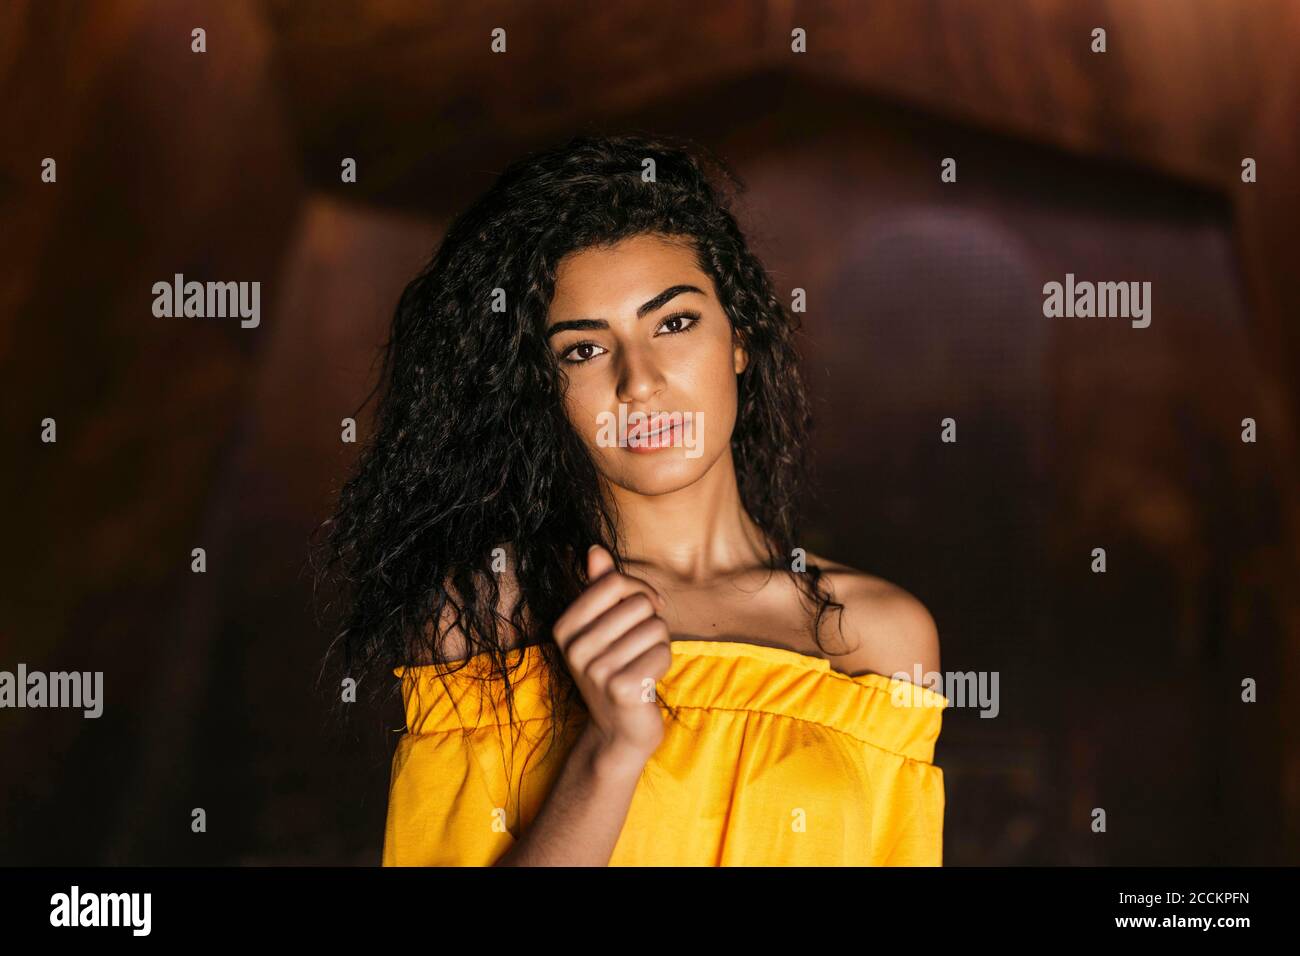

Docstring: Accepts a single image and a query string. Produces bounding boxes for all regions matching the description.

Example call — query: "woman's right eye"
[561,342,607,365]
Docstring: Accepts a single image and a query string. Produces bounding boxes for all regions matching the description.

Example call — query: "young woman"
[314,133,948,866]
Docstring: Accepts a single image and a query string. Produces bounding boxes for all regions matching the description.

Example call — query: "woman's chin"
[603,455,712,496]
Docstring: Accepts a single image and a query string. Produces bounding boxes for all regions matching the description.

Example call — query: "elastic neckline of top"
[668,638,943,700]
[395,637,948,706]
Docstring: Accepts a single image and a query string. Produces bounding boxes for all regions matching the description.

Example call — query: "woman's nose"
[614,345,665,404]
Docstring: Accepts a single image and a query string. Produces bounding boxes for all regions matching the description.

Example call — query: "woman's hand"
[552,544,673,771]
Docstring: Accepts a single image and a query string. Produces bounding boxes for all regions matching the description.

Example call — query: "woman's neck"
[604,450,770,585]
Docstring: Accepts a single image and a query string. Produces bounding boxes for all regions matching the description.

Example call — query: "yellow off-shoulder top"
[381,638,948,866]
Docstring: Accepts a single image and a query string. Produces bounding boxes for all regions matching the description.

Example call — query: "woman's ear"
[732,337,749,375]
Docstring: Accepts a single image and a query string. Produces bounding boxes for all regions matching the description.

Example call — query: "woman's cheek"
[564,388,604,451]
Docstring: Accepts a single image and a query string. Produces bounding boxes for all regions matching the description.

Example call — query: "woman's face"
[545,233,748,497]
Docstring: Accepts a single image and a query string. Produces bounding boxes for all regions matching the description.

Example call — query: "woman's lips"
[625,417,681,453]
[625,412,672,440]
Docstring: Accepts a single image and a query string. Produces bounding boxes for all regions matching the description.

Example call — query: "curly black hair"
[309,131,843,791]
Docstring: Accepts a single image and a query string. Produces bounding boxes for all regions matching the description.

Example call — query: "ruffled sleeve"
[860,679,947,866]
[870,756,945,865]
[381,726,517,867]
[381,657,572,867]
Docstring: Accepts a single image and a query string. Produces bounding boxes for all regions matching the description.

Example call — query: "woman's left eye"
[656,311,701,335]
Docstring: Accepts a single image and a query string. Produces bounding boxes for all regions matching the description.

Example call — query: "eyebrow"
[545,284,706,339]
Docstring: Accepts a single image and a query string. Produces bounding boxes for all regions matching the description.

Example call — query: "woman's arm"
[491,726,648,866]
[492,545,671,866]
[391,545,669,867]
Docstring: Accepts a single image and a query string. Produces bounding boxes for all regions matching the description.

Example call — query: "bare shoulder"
[804,552,940,686]
[409,545,528,665]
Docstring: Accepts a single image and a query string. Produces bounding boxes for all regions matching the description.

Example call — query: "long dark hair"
[310,131,843,776]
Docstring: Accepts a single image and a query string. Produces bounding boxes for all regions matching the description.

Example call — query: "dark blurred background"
[2,0,1297,865]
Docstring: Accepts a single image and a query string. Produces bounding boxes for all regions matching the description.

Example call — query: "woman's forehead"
[550,241,710,317]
